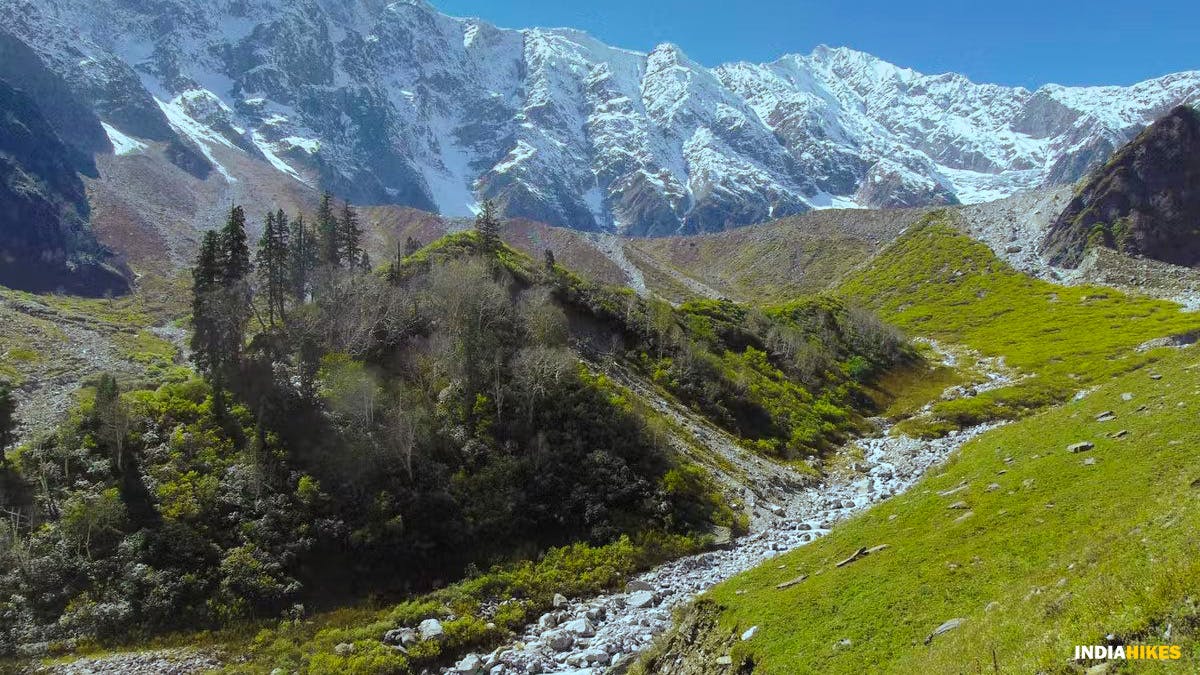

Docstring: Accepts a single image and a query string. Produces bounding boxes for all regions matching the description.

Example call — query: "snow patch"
[154,96,238,183]
[101,122,146,156]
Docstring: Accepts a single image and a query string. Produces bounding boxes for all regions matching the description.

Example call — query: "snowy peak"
[2,0,1198,235]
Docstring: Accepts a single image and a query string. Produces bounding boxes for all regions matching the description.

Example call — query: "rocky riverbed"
[439,347,1011,674]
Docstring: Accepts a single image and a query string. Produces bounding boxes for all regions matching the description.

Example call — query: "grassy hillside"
[637,211,1200,673]
[656,345,1200,673]
[627,208,930,304]
[838,213,1200,435]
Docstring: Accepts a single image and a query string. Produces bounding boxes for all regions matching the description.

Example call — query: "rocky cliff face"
[0,79,129,295]
[1,0,1197,236]
[1043,106,1200,268]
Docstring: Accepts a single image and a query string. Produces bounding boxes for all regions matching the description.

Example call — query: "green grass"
[693,346,1200,673]
[838,214,1200,435]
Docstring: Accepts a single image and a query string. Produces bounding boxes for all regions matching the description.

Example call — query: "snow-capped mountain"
[3,0,1198,235]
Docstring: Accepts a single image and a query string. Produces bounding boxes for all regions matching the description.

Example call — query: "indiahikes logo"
[1074,644,1182,661]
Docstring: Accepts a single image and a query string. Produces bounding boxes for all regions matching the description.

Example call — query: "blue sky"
[432,0,1197,88]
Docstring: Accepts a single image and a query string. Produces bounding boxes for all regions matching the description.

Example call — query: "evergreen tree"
[543,248,556,271]
[220,205,252,283]
[192,206,254,399]
[475,199,502,251]
[0,380,16,454]
[288,213,316,301]
[359,250,371,272]
[92,373,130,471]
[256,210,290,325]
[338,200,364,270]
[316,193,339,267]
[403,236,422,257]
[191,230,224,377]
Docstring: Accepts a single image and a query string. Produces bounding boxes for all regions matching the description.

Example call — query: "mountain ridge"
[0,0,1197,239]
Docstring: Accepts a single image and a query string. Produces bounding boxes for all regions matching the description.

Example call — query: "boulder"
[455,653,484,674]
[334,643,355,656]
[625,579,654,593]
[546,631,574,652]
[741,626,759,641]
[552,593,569,609]
[383,627,418,646]
[418,618,445,642]
[947,501,969,510]
[563,617,596,637]
[924,618,965,644]
[1067,441,1094,453]
[582,649,611,665]
[628,590,659,609]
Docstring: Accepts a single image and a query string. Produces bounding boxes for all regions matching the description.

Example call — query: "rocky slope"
[0,0,1196,237]
[1043,105,1200,268]
[0,78,129,295]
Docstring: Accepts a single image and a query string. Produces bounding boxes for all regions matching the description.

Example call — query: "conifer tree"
[475,199,502,251]
[220,205,252,283]
[288,213,316,301]
[403,236,422,257]
[191,230,223,377]
[316,192,339,267]
[339,200,364,270]
[256,210,290,325]
[543,248,556,271]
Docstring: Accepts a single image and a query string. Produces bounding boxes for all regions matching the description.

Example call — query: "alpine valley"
[2,2,1200,675]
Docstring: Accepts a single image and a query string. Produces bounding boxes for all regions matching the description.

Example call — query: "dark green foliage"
[257,210,290,325]
[0,231,734,656]
[191,207,254,393]
[288,213,317,301]
[190,230,224,377]
[0,381,15,453]
[220,205,252,283]
[338,200,364,270]
[543,248,555,270]
[316,193,339,267]
[475,199,502,251]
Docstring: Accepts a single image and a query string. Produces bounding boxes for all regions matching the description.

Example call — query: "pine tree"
[256,209,290,325]
[220,205,252,283]
[191,230,223,377]
[288,213,316,301]
[316,193,339,267]
[403,236,422,257]
[359,250,371,272]
[338,200,363,270]
[475,199,502,251]
[543,248,556,271]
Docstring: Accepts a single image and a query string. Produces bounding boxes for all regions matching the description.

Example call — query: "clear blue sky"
[432,0,1197,88]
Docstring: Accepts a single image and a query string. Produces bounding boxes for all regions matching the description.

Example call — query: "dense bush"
[0,228,907,660]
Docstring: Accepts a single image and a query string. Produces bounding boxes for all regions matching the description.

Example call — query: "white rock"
[418,618,445,642]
